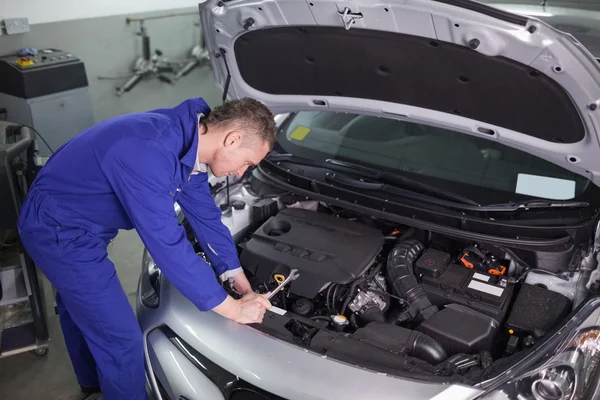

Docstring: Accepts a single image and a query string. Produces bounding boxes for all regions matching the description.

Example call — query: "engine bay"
[202,176,589,382]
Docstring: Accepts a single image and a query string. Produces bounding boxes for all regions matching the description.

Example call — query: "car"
[136,0,600,399]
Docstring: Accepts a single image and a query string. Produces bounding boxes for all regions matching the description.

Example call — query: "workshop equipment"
[0,48,94,158]
[114,22,177,97]
[0,122,50,358]
[174,42,210,80]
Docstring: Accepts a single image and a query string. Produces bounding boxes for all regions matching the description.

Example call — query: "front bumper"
[137,277,483,400]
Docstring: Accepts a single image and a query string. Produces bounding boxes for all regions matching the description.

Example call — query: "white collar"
[192,113,208,175]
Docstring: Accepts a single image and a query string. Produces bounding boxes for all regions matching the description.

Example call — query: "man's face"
[209,132,270,178]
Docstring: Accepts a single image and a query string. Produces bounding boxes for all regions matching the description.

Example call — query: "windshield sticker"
[515,173,576,200]
[289,126,311,141]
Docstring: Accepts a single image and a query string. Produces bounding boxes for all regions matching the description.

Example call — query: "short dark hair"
[204,97,277,148]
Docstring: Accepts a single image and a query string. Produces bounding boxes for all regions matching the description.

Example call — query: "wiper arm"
[325,159,480,206]
[265,154,479,206]
[323,172,474,212]
[482,199,589,212]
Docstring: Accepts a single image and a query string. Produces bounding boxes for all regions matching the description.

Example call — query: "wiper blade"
[266,154,479,206]
[325,159,480,206]
[483,199,589,212]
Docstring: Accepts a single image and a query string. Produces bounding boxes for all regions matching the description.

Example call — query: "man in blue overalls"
[17,97,275,399]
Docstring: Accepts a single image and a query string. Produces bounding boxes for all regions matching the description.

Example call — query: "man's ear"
[223,131,242,148]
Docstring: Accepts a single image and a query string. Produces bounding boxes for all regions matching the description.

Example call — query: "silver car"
[137,1,600,399]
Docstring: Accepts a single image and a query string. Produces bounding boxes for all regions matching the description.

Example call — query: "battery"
[419,261,515,323]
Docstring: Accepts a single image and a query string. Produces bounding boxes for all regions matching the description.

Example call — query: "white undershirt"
[192,113,208,175]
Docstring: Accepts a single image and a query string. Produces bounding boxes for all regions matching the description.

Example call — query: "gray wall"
[0,7,222,124]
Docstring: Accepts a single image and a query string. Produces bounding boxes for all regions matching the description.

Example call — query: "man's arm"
[100,137,231,311]
[177,172,251,292]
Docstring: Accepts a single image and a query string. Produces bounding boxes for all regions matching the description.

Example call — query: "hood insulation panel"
[234,26,585,144]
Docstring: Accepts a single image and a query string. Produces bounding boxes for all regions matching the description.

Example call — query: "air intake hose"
[352,322,448,365]
[387,240,438,323]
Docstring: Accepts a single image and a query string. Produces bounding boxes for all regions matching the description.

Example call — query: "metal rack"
[0,122,50,358]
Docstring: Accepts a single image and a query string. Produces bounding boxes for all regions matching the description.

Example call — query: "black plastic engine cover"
[240,208,384,298]
[506,283,572,339]
[417,304,500,356]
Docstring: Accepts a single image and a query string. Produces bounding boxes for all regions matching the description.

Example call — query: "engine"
[235,206,577,374]
[240,208,384,299]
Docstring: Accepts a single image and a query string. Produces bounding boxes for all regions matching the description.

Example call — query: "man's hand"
[231,269,253,295]
[213,293,272,324]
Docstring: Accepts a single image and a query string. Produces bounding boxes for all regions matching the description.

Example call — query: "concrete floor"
[0,229,146,400]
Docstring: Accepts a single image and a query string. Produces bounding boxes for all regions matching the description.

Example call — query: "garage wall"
[0,7,222,125]
[1,0,203,24]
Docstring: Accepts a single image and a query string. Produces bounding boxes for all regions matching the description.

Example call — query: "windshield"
[275,111,592,205]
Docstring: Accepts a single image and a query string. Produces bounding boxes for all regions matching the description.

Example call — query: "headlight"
[477,298,600,400]
[140,249,161,308]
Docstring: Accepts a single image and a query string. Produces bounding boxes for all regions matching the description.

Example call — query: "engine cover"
[240,208,384,298]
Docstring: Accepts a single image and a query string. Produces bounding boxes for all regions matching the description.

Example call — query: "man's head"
[199,98,276,178]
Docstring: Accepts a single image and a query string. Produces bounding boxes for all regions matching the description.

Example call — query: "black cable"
[16,124,54,154]
[226,176,230,206]
[369,288,405,303]
[514,268,564,283]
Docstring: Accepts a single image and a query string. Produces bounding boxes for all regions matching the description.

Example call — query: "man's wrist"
[219,267,243,282]
[212,295,239,321]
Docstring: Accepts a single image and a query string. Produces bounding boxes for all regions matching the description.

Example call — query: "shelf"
[0,322,38,357]
[0,266,30,307]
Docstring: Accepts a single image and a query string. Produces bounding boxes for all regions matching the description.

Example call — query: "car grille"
[162,327,286,400]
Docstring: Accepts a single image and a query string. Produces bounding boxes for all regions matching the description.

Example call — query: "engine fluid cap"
[333,315,349,325]
[273,273,285,285]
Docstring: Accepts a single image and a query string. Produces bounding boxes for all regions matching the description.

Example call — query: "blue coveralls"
[17,98,242,399]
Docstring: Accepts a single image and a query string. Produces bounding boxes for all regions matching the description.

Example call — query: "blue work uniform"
[17,98,241,400]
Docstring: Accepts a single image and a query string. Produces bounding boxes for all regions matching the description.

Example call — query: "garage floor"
[0,229,146,400]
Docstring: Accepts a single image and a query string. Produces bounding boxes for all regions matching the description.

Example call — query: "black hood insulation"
[234,26,585,144]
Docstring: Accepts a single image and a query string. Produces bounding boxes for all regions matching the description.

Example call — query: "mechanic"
[17,97,275,400]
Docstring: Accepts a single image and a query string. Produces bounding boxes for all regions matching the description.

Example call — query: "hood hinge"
[338,7,363,30]
[216,48,232,102]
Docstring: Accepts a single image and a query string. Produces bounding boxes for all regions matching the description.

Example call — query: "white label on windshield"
[515,173,575,200]
[468,280,504,297]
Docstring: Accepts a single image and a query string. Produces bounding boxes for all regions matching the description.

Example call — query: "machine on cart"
[0,48,94,159]
[0,122,50,358]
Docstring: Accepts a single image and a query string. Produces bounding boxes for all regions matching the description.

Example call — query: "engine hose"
[387,240,438,323]
[405,329,447,365]
[395,227,416,244]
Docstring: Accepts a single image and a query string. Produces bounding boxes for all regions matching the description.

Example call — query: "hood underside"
[200,0,600,185]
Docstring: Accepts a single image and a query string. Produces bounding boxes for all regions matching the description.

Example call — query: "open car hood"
[200,0,600,185]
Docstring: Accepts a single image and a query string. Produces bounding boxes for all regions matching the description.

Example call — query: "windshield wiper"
[266,153,480,206]
[265,154,591,213]
[325,158,480,206]
[482,199,589,212]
